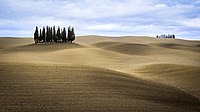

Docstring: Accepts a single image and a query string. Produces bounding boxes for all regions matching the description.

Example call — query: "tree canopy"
[33,25,75,44]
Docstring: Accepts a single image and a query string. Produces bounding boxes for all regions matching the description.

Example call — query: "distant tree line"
[34,26,75,44]
[156,34,175,39]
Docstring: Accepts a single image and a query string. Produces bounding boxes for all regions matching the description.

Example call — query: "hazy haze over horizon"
[0,0,199,40]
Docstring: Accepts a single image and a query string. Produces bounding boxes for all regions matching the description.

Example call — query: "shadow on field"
[0,63,200,111]
[93,41,157,55]
[3,43,86,53]
[152,43,200,53]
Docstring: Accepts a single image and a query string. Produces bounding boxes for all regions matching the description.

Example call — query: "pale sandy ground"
[0,36,200,111]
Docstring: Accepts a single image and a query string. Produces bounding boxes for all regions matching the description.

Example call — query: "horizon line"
[0,35,199,41]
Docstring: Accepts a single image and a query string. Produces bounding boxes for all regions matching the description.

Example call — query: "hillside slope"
[0,36,200,111]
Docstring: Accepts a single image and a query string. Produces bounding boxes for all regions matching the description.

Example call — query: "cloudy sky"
[0,0,199,40]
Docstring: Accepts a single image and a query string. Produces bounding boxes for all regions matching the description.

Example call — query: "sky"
[0,0,199,40]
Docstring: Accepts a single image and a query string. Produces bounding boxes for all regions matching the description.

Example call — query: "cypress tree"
[67,26,75,43]
[46,26,49,42]
[39,28,42,42]
[71,27,75,42]
[172,34,175,39]
[34,26,39,44]
[62,27,67,43]
[42,27,45,42]
[47,26,51,42]
[57,26,61,42]
[53,26,57,43]
[50,27,53,42]
[67,26,71,43]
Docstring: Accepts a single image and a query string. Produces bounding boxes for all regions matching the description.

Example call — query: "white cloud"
[0,0,199,39]
[180,18,200,28]
[86,24,122,30]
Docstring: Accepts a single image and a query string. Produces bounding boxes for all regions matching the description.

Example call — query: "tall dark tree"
[57,26,61,42]
[34,26,39,44]
[172,34,175,39]
[48,27,51,42]
[50,27,53,42]
[53,26,57,43]
[62,27,67,43]
[39,28,42,42]
[46,26,50,42]
[68,26,75,43]
[71,27,75,42]
[67,26,71,43]
[42,27,45,42]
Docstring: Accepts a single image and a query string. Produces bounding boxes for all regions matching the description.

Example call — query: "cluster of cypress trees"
[34,26,75,44]
[156,34,175,39]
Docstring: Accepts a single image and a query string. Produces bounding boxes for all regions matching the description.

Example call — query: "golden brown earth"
[0,36,200,111]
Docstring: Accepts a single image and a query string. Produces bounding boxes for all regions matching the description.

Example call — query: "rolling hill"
[0,36,200,111]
